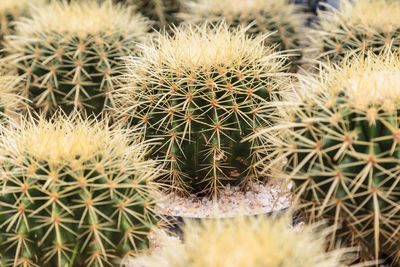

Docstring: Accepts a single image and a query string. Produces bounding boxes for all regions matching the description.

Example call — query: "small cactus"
[256,52,400,264]
[0,113,161,267]
[5,0,150,116]
[132,214,352,267]
[113,23,289,196]
[180,0,304,70]
[308,0,400,62]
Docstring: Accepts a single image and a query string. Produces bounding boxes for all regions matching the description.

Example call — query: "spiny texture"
[115,0,181,31]
[114,23,289,196]
[0,114,161,267]
[5,0,149,116]
[181,0,304,70]
[256,53,400,264]
[0,0,44,54]
[308,0,400,62]
[0,71,25,123]
[132,215,351,267]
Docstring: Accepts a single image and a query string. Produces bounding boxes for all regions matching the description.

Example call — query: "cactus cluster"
[5,0,149,116]
[0,114,161,267]
[114,23,289,196]
[308,0,400,62]
[132,214,351,267]
[181,0,304,70]
[256,53,400,263]
[115,0,182,31]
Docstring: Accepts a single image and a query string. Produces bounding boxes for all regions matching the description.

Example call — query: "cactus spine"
[308,0,400,62]
[113,23,289,196]
[0,114,161,267]
[256,53,400,264]
[5,0,149,116]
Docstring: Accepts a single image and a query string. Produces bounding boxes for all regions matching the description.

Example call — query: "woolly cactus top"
[318,0,400,36]
[133,215,350,267]
[302,53,400,112]
[2,114,148,166]
[13,0,149,37]
[130,23,285,71]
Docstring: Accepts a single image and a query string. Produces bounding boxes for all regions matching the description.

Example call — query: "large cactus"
[5,0,149,116]
[132,214,352,267]
[308,0,400,63]
[113,23,289,196]
[256,53,400,264]
[0,114,161,267]
[180,0,304,70]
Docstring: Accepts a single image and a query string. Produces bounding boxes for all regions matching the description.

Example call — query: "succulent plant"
[308,0,400,63]
[132,214,352,267]
[113,23,289,196]
[114,0,182,31]
[5,0,150,116]
[255,52,400,264]
[0,113,161,267]
[0,0,45,54]
[180,0,304,70]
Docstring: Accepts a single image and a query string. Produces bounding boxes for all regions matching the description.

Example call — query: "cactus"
[113,23,289,196]
[256,52,400,264]
[0,0,44,54]
[308,0,400,63]
[5,0,150,116]
[114,0,182,31]
[180,0,304,70]
[0,113,161,267]
[132,214,352,267]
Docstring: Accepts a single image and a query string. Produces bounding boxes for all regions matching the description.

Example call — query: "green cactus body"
[115,0,182,31]
[258,53,400,264]
[114,24,289,196]
[309,0,400,63]
[0,114,161,267]
[5,1,149,116]
[181,0,304,71]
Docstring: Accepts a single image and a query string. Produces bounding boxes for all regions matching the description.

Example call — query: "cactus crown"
[14,0,149,38]
[256,52,400,263]
[115,23,289,196]
[309,0,400,62]
[0,114,161,266]
[319,0,400,34]
[136,23,280,70]
[133,215,350,267]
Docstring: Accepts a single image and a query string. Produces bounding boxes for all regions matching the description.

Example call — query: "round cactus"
[0,114,161,267]
[308,0,400,63]
[113,23,289,196]
[256,52,400,264]
[5,0,150,116]
[132,214,352,267]
[180,0,304,70]
[114,0,182,31]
